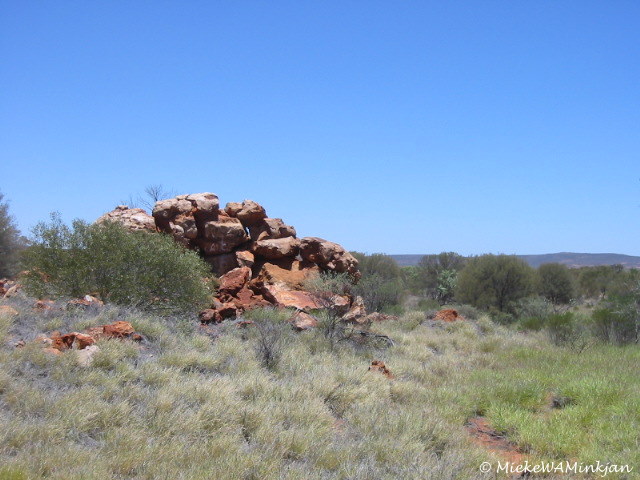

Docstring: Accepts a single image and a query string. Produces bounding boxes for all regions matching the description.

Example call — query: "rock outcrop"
[99,193,362,322]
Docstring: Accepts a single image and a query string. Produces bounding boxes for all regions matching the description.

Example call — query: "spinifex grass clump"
[22,214,213,315]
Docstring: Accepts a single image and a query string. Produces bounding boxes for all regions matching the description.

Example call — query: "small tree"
[537,263,576,305]
[22,214,213,315]
[0,192,25,277]
[456,254,534,312]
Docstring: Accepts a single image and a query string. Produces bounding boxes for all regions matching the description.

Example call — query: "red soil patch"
[466,416,527,466]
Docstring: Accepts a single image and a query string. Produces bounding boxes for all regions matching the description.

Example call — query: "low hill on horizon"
[390,252,640,269]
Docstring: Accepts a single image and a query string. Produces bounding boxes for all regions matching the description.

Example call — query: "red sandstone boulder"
[299,237,360,280]
[50,332,76,351]
[231,287,271,310]
[74,333,96,349]
[218,302,239,319]
[254,259,320,289]
[152,197,194,228]
[67,295,104,308]
[199,217,249,254]
[235,250,255,268]
[218,267,252,295]
[261,285,324,311]
[96,205,156,232]
[289,311,318,331]
[224,202,243,217]
[226,200,267,226]
[252,237,301,259]
[199,308,222,323]
[152,193,219,236]
[341,296,367,323]
[248,218,296,241]
[102,321,136,338]
[84,321,139,341]
[433,309,462,322]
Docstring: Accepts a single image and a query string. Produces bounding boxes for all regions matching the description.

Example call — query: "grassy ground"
[0,298,637,479]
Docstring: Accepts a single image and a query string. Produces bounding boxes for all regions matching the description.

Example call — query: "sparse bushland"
[21,214,213,315]
[0,299,637,479]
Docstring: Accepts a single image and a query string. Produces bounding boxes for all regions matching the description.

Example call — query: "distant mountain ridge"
[390,252,640,269]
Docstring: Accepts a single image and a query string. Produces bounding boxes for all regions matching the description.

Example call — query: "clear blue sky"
[2,1,639,255]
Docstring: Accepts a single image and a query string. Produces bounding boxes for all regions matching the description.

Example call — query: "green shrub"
[353,274,404,312]
[22,214,213,315]
[518,316,547,331]
[546,312,575,345]
[546,312,590,351]
[490,309,516,325]
[591,307,637,345]
[537,263,576,305]
[456,254,534,312]
[513,296,553,331]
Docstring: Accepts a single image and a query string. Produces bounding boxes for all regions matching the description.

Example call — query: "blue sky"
[1,1,639,255]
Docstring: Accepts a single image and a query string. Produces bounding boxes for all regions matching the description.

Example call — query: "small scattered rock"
[433,309,463,322]
[342,296,367,323]
[0,305,19,317]
[67,295,104,308]
[289,311,318,331]
[34,299,56,310]
[77,345,100,367]
[368,360,394,379]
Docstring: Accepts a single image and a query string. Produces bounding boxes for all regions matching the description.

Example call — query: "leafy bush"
[513,296,553,330]
[22,214,213,315]
[537,263,576,304]
[353,274,404,312]
[591,306,637,345]
[350,252,405,311]
[456,254,534,312]
[546,312,590,351]
[513,296,553,320]
[490,309,516,325]
[351,252,402,280]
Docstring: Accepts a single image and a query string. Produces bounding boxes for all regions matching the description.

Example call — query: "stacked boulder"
[98,193,362,322]
[96,205,157,232]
